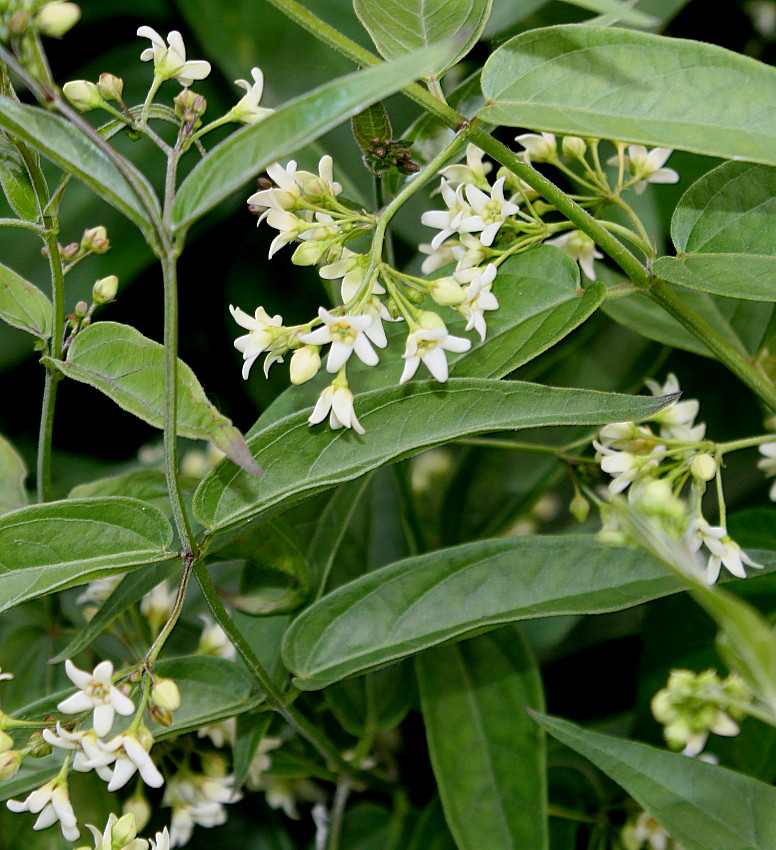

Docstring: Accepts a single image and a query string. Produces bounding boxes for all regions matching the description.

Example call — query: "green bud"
[429,277,466,307]
[74,300,89,318]
[561,136,587,158]
[62,79,104,112]
[690,453,717,482]
[36,2,80,37]
[291,240,328,267]
[418,310,446,330]
[111,813,138,849]
[289,346,321,385]
[202,751,228,777]
[7,11,31,36]
[569,493,590,523]
[97,72,123,102]
[92,274,118,305]
[151,677,181,712]
[0,749,23,780]
[0,730,13,753]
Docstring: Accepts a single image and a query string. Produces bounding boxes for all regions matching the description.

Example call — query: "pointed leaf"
[536,713,776,850]
[171,42,456,233]
[47,322,261,477]
[0,497,174,612]
[0,433,27,516]
[556,0,656,25]
[0,260,51,339]
[0,96,160,235]
[480,26,776,165]
[0,134,39,221]
[654,162,776,300]
[417,628,547,850]
[194,380,678,534]
[353,0,492,75]
[281,535,776,690]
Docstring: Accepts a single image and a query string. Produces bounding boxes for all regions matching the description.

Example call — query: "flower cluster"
[592,374,762,584]
[621,810,686,850]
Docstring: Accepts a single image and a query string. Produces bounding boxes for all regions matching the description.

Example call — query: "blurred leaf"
[0,259,51,339]
[172,42,456,232]
[233,711,272,791]
[654,162,776,300]
[728,509,776,551]
[281,535,776,690]
[48,321,261,477]
[480,26,776,165]
[536,713,776,850]
[340,802,394,850]
[353,0,492,74]
[557,0,656,25]
[0,432,27,515]
[0,135,38,221]
[0,497,173,612]
[194,379,677,534]
[0,96,160,237]
[417,627,547,850]
[406,797,457,850]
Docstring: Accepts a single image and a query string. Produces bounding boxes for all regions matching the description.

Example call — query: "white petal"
[110,686,135,716]
[33,803,58,830]
[92,703,115,737]
[299,326,333,346]
[706,556,722,585]
[326,342,353,373]
[107,756,137,792]
[353,334,379,366]
[399,357,420,385]
[64,659,93,689]
[441,335,471,354]
[422,348,449,382]
[57,692,95,714]
[179,60,212,82]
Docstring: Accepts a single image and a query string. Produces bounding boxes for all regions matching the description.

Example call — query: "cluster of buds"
[592,374,763,584]
[63,73,125,112]
[43,225,111,265]
[0,1,80,42]
[360,135,419,176]
[651,669,751,756]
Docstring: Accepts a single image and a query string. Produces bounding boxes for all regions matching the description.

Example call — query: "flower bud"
[174,89,207,121]
[36,2,80,37]
[569,493,590,523]
[62,241,80,259]
[149,704,172,727]
[111,813,139,848]
[92,274,118,305]
[290,346,321,385]
[0,749,23,780]
[122,790,151,833]
[418,310,446,331]
[29,738,52,758]
[97,72,123,102]
[7,11,31,36]
[151,677,180,712]
[74,300,89,318]
[63,80,104,112]
[0,730,13,753]
[202,751,228,777]
[561,136,587,158]
[690,453,717,482]
[291,240,328,267]
[429,276,466,307]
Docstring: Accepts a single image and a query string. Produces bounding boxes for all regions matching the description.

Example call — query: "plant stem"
[144,557,193,665]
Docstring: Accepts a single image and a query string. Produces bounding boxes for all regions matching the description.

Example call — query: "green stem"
[144,557,193,665]
[0,217,45,233]
[717,433,776,454]
[326,779,352,850]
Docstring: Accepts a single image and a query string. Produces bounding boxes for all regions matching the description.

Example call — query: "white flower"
[198,615,236,660]
[421,179,482,250]
[229,67,274,125]
[248,161,302,213]
[163,771,239,847]
[593,440,663,495]
[84,813,149,850]
[644,374,704,440]
[140,580,177,625]
[300,307,380,372]
[622,810,685,850]
[7,780,79,842]
[609,145,680,194]
[99,730,164,792]
[464,177,519,246]
[545,230,603,280]
[515,132,557,163]
[308,384,365,435]
[57,659,135,737]
[137,27,211,86]
[455,263,499,341]
[758,442,776,501]
[76,575,122,607]
[266,210,307,257]
[399,315,471,384]
[0,667,12,681]
[197,718,237,749]
[150,828,171,850]
[691,518,763,584]
[439,144,492,189]
[230,304,283,379]
[294,155,343,200]
[247,737,283,788]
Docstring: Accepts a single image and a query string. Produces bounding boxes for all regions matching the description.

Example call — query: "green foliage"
[0,433,27,515]
[0,260,51,340]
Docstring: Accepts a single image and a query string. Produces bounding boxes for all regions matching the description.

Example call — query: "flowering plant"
[0,1,774,848]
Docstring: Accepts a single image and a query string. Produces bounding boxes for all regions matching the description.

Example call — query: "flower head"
[230,305,284,379]
[229,67,274,125]
[439,144,492,189]
[421,179,482,250]
[690,518,763,584]
[198,615,236,660]
[57,659,134,737]
[84,813,148,850]
[137,27,211,86]
[463,177,519,247]
[610,145,679,194]
[515,132,557,163]
[399,313,471,384]
[7,779,79,842]
[308,383,365,435]
[545,230,603,280]
[455,263,499,341]
[99,728,164,792]
[300,307,381,372]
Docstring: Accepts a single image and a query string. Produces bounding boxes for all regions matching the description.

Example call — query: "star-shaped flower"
[229,67,274,125]
[300,307,380,372]
[57,659,135,737]
[137,27,211,86]
[545,230,603,280]
[515,132,557,163]
[421,179,482,250]
[609,145,680,194]
[308,384,365,434]
[399,315,471,384]
[456,263,499,341]
[439,144,492,189]
[464,178,519,247]
[98,730,164,792]
[7,780,79,842]
[230,305,283,379]
[690,518,763,584]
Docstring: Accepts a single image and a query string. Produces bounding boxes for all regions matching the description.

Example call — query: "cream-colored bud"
[97,72,123,102]
[202,751,228,777]
[111,813,139,848]
[418,310,446,331]
[290,346,321,385]
[690,453,717,482]
[92,275,118,305]
[561,136,587,158]
[430,277,466,307]
[63,79,103,112]
[0,730,13,753]
[149,704,172,727]
[122,791,151,833]
[151,677,180,711]
[292,240,328,267]
[36,2,80,37]
[0,749,23,780]
[82,225,107,247]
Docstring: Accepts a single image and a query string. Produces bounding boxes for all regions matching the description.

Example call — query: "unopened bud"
[62,79,104,112]
[174,89,206,120]
[570,493,590,523]
[74,300,89,318]
[111,813,139,848]
[149,704,172,727]
[0,730,13,753]
[561,136,587,158]
[92,274,118,305]
[29,739,52,758]
[202,751,228,777]
[81,225,107,250]
[292,240,328,267]
[0,749,23,780]
[290,346,321,385]
[122,791,151,833]
[405,287,424,305]
[97,72,123,102]
[418,310,446,331]
[429,276,466,306]
[690,453,717,482]
[62,241,80,259]
[36,2,81,37]
[7,11,31,36]
[151,677,180,711]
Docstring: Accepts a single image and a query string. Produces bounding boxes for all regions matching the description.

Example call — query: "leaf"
[407,798,457,850]
[0,497,174,613]
[0,134,39,221]
[171,42,456,233]
[0,433,27,516]
[0,96,160,236]
[417,628,547,850]
[47,322,261,477]
[479,26,776,166]
[653,162,776,301]
[49,561,180,664]
[557,0,656,26]
[280,535,776,690]
[69,469,173,517]
[194,380,677,534]
[353,0,492,75]
[0,260,51,339]
[536,713,776,850]
[233,712,272,790]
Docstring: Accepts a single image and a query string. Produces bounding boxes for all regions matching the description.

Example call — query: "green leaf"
[280,536,776,690]
[47,322,261,477]
[407,798,457,850]
[480,26,776,165]
[557,0,656,26]
[171,42,456,233]
[654,162,776,301]
[0,260,51,339]
[0,96,159,236]
[0,134,39,221]
[49,561,179,664]
[69,469,173,517]
[194,380,677,534]
[0,497,174,612]
[353,0,492,75]
[0,433,27,516]
[417,628,547,850]
[233,712,272,791]
[536,713,776,850]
